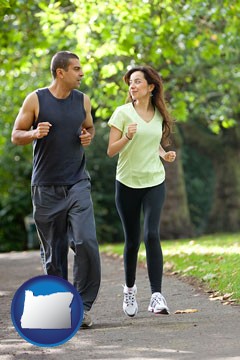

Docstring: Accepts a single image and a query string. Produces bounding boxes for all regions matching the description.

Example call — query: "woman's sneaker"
[123,284,138,317]
[148,292,170,314]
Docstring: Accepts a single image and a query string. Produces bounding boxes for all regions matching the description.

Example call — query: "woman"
[107,65,176,317]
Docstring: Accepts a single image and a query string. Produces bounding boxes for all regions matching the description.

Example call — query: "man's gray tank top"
[31,88,89,186]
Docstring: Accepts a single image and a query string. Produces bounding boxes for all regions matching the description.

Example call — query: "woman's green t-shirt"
[108,102,165,188]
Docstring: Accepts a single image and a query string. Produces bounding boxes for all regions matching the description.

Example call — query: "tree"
[0,0,239,250]
[0,1,54,250]
[36,0,194,238]
[172,1,240,232]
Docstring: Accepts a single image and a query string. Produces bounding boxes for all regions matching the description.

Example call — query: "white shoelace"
[151,293,166,306]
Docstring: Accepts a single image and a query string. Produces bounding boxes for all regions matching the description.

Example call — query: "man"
[11,51,101,328]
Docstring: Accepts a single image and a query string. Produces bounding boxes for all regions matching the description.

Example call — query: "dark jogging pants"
[32,179,101,311]
[115,180,165,293]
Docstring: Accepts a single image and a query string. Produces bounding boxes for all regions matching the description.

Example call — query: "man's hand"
[34,122,52,139]
[80,128,92,147]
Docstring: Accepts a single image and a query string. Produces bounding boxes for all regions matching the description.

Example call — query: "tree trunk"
[207,126,240,232]
[161,126,193,239]
[180,121,240,233]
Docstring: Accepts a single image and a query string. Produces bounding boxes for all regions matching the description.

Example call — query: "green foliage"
[0,142,32,251]
[0,0,10,12]
[0,0,240,250]
[85,121,123,243]
[182,144,215,234]
[30,0,240,129]
[161,233,240,303]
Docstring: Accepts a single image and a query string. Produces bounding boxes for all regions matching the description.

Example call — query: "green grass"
[100,233,240,304]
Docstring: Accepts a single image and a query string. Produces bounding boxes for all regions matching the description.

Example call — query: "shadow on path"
[0,251,239,360]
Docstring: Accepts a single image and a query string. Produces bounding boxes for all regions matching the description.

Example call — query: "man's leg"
[32,185,69,279]
[68,180,101,311]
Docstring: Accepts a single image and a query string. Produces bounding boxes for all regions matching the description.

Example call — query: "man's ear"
[56,68,64,78]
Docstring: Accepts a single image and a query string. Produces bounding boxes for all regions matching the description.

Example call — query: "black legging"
[115,180,165,293]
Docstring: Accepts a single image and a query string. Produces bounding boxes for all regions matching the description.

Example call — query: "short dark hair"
[50,51,79,78]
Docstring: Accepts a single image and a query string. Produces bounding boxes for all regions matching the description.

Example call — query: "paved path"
[0,250,240,360]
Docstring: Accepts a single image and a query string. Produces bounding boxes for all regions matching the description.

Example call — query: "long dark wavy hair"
[123,65,173,146]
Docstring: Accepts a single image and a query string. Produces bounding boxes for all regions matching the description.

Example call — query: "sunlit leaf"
[174,309,198,314]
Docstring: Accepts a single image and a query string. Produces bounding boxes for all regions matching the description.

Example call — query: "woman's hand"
[126,123,138,140]
[163,151,176,162]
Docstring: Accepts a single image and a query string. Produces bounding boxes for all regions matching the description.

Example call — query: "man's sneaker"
[148,292,170,315]
[81,311,93,328]
[123,284,138,317]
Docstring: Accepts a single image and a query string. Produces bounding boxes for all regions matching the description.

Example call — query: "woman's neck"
[133,97,153,111]
[133,98,155,122]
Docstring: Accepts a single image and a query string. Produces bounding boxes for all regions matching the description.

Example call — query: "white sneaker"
[148,292,170,314]
[81,311,93,328]
[123,284,138,317]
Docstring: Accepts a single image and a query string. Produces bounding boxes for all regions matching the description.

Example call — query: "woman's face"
[129,71,153,101]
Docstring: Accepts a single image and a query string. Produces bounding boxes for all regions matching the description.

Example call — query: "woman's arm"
[107,126,130,158]
[159,144,176,162]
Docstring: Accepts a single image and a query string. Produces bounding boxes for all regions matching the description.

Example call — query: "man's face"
[60,58,84,89]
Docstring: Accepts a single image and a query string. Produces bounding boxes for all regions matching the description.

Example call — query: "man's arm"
[80,94,95,147]
[11,92,52,145]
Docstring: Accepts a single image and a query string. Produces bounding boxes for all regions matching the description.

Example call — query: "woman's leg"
[115,181,142,287]
[142,182,165,293]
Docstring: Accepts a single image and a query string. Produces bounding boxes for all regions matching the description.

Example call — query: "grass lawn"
[100,232,240,305]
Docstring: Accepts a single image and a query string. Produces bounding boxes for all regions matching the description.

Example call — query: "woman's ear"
[149,84,155,93]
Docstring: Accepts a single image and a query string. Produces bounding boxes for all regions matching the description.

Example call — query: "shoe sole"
[81,315,93,328]
[148,307,170,315]
[81,322,93,329]
[123,307,138,317]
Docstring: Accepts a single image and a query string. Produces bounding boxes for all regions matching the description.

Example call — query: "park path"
[0,250,240,360]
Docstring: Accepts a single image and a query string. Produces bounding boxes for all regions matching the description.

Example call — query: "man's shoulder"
[34,87,49,100]
[72,89,84,96]
[35,87,48,94]
[72,89,85,102]
[24,90,40,105]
